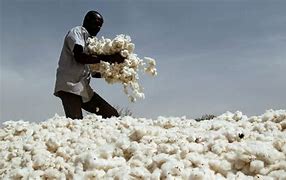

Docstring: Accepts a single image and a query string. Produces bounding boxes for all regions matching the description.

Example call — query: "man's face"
[85,13,103,36]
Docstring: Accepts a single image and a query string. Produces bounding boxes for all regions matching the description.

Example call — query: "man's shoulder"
[67,26,89,38]
[68,26,83,34]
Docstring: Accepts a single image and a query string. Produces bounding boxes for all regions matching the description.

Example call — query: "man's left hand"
[92,72,102,78]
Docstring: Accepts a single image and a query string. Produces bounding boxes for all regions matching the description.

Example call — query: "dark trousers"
[58,91,119,119]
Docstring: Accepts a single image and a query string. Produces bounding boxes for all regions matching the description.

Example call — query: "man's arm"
[73,44,124,64]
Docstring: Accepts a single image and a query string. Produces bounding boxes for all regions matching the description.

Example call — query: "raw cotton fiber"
[1,109,285,179]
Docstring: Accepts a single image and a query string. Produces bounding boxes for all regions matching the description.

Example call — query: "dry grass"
[195,114,217,121]
[115,106,133,117]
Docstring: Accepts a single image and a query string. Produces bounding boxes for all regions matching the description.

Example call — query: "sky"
[1,0,286,123]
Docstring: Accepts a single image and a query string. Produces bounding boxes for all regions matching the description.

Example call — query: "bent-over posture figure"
[54,11,124,119]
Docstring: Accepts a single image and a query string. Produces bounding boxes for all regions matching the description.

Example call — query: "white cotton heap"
[86,34,157,102]
[0,110,286,179]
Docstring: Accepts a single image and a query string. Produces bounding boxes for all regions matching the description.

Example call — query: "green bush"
[195,114,216,121]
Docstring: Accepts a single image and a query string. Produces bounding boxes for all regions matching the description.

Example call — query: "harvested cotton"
[87,35,157,102]
[0,110,286,179]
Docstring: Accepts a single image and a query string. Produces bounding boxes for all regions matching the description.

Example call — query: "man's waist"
[57,67,90,76]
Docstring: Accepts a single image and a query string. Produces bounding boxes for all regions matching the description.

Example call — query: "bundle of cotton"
[86,35,157,102]
[1,110,286,179]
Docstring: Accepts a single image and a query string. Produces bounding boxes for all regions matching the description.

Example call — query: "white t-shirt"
[54,26,94,103]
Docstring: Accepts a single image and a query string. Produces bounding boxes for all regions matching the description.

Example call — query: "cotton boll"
[151,168,161,180]
[189,168,205,180]
[261,110,275,122]
[181,159,192,168]
[187,134,197,142]
[127,43,135,53]
[171,162,185,176]
[233,111,244,121]
[249,160,264,173]
[142,154,155,167]
[74,152,97,170]
[144,57,156,66]
[0,129,7,141]
[27,170,45,179]
[112,35,127,48]
[87,35,156,102]
[129,127,147,142]
[249,116,261,123]
[281,144,286,155]
[86,157,126,171]
[268,170,286,179]
[115,138,130,150]
[186,142,205,153]
[153,153,170,167]
[226,172,236,179]
[234,172,254,180]
[208,160,221,173]
[10,156,22,167]
[209,159,232,177]
[254,175,274,180]
[238,153,257,164]
[264,121,281,131]
[186,153,206,167]
[32,153,52,170]
[120,49,129,58]
[9,168,29,179]
[181,167,193,179]
[43,168,65,179]
[259,167,273,176]
[2,110,286,179]
[216,111,235,121]
[180,147,189,159]
[224,151,237,163]
[127,141,140,155]
[97,144,115,159]
[160,160,184,177]
[56,147,71,161]
[73,172,86,180]
[130,167,151,179]
[279,120,286,131]
[157,144,178,154]
[23,143,34,151]
[129,159,144,168]
[210,143,226,155]
[245,141,285,164]
[224,130,239,143]
[272,139,286,152]
[46,136,61,152]
[84,169,106,179]
[144,57,157,76]
[160,160,175,177]
[105,166,131,179]
[219,160,232,176]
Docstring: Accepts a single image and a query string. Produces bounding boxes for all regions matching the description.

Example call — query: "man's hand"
[73,44,125,64]
[108,53,125,64]
[92,72,102,78]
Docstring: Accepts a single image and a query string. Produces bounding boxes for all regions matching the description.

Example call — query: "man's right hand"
[108,53,125,64]
[73,44,125,64]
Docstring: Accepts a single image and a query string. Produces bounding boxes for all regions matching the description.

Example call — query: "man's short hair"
[83,10,103,26]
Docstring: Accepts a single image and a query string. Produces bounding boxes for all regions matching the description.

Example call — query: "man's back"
[54,26,93,103]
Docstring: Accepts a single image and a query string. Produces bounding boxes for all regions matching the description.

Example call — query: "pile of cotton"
[1,109,285,179]
[86,34,157,102]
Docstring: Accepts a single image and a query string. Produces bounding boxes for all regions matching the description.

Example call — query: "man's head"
[83,10,103,37]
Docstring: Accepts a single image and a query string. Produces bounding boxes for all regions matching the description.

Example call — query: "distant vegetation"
[195,114,217,121]
[115,106,133,117]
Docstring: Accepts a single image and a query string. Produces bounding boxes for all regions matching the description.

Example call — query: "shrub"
[195,114,216,121]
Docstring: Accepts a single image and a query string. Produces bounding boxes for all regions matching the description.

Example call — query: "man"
[54,11,124,119]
